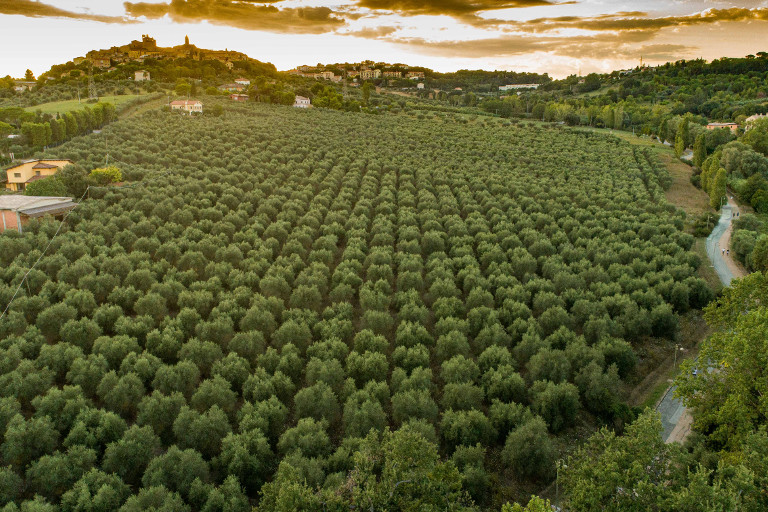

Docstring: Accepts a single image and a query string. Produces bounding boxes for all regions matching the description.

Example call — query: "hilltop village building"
[3,159,73,192]
[86,35,249,69]
[361,69,382,80]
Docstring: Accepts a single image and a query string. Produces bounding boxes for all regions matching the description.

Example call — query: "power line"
[0,167,176,321]
[0,184,90,322]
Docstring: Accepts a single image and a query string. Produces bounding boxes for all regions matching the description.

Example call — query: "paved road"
[656,203,735,442]
[705,204,736,287]
[657,385,685,441]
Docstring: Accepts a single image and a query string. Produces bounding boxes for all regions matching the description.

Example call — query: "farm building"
[230,94,249,101]
[3,159,73,192]
[134,70,151,81]
[294,96,311,108]
[0,196,77,233]
[170,100,203,114]
[706,122,738,133]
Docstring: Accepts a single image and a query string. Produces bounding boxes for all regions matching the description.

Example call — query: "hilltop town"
[81,35,249,70]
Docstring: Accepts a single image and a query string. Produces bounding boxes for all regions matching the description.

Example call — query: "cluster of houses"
[218,78,251,93]
[288,64,425,83]
[81,35,249,71]
[0,159,78,233]
[12,81,36,93]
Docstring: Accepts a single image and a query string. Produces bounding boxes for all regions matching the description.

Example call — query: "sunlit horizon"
[2,1,768,78]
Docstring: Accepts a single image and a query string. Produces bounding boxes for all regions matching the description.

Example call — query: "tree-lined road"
[706,202,737,287]
[657,199,744,443]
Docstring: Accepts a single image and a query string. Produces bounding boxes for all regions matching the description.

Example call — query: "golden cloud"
[354,0,555,16]
[467,7,768,33]
[123,0,346,34]
[0,0,135,23]
[342,25,400,38]
[387,31,694,61]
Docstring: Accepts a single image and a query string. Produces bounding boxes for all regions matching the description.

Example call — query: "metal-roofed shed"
[0,196,77,233]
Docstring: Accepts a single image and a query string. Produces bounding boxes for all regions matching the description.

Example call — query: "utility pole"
[88,66,97,101]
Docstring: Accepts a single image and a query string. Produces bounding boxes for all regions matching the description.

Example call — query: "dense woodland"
[0,101,718,509]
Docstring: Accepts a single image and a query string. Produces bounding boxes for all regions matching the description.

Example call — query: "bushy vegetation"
[549,271,768,511]
[0,103,713,509]
[731,214,768,272]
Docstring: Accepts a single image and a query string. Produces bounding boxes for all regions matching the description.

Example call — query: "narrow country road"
[705,202,737,287]
[657,200,741,443]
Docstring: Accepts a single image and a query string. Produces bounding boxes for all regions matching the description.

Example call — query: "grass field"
[24,94,146,114]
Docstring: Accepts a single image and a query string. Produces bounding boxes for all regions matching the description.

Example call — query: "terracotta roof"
[32,162,58,169]
[4,159,73,173]
[170,100,202,106]
[26,175,48,183]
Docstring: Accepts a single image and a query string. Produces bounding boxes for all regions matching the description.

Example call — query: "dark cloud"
[354,0,555,16]
[0,0,135,23]
[123,0,346,34]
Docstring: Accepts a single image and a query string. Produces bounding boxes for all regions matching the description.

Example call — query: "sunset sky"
[2,1,768,78]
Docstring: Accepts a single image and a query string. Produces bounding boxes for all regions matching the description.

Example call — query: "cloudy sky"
[2,0,768,78]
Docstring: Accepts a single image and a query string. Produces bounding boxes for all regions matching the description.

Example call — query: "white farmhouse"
[294,96,311,108]
[135,70,151,81]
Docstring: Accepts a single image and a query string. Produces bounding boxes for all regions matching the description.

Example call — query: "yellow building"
[4,160,73,192]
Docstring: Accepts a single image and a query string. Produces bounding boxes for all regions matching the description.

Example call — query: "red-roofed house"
[170,100,203,114]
